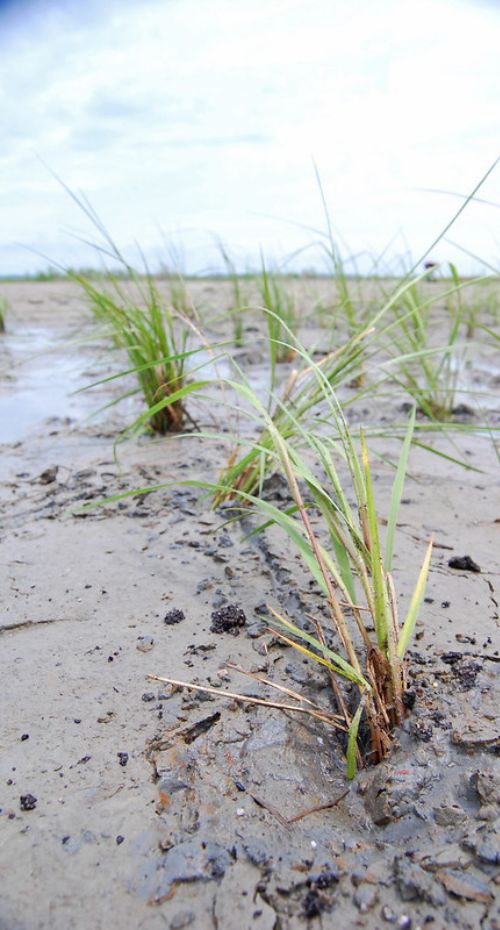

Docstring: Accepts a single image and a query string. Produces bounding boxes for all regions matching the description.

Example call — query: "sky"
[0,0,499,276]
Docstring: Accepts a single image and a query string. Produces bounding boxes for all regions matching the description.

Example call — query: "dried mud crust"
[0,281,499,930]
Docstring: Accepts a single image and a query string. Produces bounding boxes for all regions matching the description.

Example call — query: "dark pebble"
[117,752,129,767]
[116,835,125,845]
[448,555,481,573]
[403,690,416,710]
[164,608,185,625]
[20,794,37,811]
[141,692,156,702]
[20,734,29,741]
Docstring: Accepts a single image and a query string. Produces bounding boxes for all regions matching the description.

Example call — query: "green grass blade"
[346,698,364,780]
[396,540,433,659]
[384,406,416,572]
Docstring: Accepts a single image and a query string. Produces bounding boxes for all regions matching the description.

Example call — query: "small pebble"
[20,794,37,811]
[397,918,412,930]
[117,752,129,767]
[164,608,185,625]
[116,835,125,845]
[136,636,154,653]
[20,734,29,741]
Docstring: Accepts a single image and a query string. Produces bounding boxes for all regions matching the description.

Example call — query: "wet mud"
[0,280,499,929]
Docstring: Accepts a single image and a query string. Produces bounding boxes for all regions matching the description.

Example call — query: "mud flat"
[0,281,499,930]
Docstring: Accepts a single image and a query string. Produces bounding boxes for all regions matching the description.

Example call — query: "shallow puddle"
[0,326,97,443]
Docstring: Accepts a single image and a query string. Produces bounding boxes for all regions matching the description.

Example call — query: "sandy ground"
[0,280,499,930]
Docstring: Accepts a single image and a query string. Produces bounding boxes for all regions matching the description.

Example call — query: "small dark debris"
[20,794,37,811]
[412,719,433,742]
[210,604,246,635]
[117,752,129,767]
[20,733,29,741]
[164,608,186,625]
[312,867,340,889]
[448,555,481,573]
[39,466,58,484]
[441,651,462,665]
[180,712,221,744]
[77,755,91,765]
[116,835,125,845]
[142,692,156,702]
[453,660,481,691]
[403,690,416,710]
[303,889,324,918]
[452,403,474,417]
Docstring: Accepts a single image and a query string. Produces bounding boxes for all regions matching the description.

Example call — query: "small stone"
[141,692,156,702]
[437,868,493,903]
[19,794,37,811]
[448,555,481,573]
[471,770,500,807]
[353,884,379,912]
[136,635,154,652]
[20,734,29,741]
[116,835,125,845]
[476,843,500,865]
[381,905,397,922]
[164,609,185,626]
[397,918,412,930]
[39,466,58,484]
[433,805,468,827]
[170,911,195,929]
[117,752,129,767]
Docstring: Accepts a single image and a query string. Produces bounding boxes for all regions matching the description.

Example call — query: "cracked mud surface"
[0,280,499,929]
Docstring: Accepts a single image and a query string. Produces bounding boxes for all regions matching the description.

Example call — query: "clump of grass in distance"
[214,270,438,504]
[56,184,210,436]
[258,258,297,377]
[0,298,7,332]
[77,270,194,433]
[381,273,468,420]
[218,242,248,348]
[168,272,196,320]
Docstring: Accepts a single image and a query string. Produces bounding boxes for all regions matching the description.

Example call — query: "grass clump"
[258,259,297,371]
[0,298,6,332]
[214,364,432,774]
[381,270,473,420]
[78,271,194,433]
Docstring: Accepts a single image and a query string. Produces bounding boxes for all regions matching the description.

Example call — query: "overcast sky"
[0,0,499,276]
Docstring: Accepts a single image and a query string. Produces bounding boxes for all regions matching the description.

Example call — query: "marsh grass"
[258,259,298,374]
[0,298,6,333]
[377,270,494,421]
[218,242,249,348]
[76,270,196,433]
[219,360,432,772]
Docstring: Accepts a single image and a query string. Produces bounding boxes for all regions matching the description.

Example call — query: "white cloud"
[0,0,498,274]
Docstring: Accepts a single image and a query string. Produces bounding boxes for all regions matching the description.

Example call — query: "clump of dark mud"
[164,608,186,625]
[210,603,247,634]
